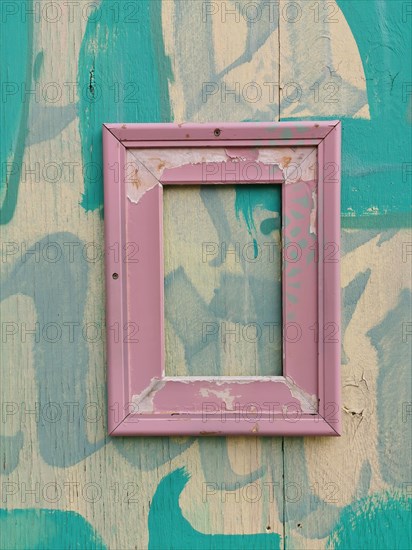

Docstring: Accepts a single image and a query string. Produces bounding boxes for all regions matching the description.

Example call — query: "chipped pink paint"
[103,122,341,436]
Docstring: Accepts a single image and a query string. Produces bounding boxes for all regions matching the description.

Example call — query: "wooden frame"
[103,122,341,436]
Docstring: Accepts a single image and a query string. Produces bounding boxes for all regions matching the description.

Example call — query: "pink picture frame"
[103,121,341,436]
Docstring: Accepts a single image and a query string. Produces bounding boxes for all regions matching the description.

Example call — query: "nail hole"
[266,526,271,531]
[214,128,221,136]
[112,273,119,280]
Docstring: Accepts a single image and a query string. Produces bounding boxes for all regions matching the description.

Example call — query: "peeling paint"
[126,153,162,204]
[284,376,318,413]
[310,190,317,235]
[132,378,165,413]
[199,387,236,409]
[128,147,317,202]
[224,148,259,161]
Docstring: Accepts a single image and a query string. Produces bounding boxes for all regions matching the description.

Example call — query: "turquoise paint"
[0,432,23,475]
[210,272,282,376]
[163,186,282,487]
[148,469,281,550]
[293,196,309,208]
[367,289,412,487]
[197,438,265,492]
[341,230,382,256]
[78,0,172,213]
[33,51,44,82]
[341,269,371,364]
[287,293,298,304]
[234,2,411,228]
[234,185,281,250]
[170,187,282,379]
[282,1,412,227]
[27,104,77,147]
[164,265,282,375]
[260,217,280,235]
[112,437,195,472]
[335,0,412,225]
[376,229,398,246]
[28,49,76,147]
[0,509,106,550]
[291,210,304,220]
[326,493,412,550]
[279,440,371,540]
[0,233,105,468]
[0,1,33,225]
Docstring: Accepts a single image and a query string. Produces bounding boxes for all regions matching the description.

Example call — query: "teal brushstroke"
[77,0,172,213]
[260,216,280,234]
[376,228,398,246]
[342,269,371,364]
[0,1,33,224]
[164,266,272,485]
[326,493,412,550]
[112,437,195,472]
[209,272,282,376]
[341,230,381,256]
[0,509,106,550]
[293,196,309,208]
[291,209,304,220]
[367,289,412,487]
[148,468,280,550]
[234,185,281,249]
[279,438,371,540]
[28,49,77,147]
[0,432,23,475]
[0,233,105,468]
[33,51,44,82]
[335,0,412,225]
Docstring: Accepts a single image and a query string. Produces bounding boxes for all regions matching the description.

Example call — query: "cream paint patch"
[163,0,369,122]
[219,320,262,377]
[310,190,317,235]
[162,184,222,308]
[162,0,280,122]
[199,387,237,409]
[279,0,369,119]
[211,1,249,75]
[161,0,185,122]
[304,229,410,504]
[196,25,280,122]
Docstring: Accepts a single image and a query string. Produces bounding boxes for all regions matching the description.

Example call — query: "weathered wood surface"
[1,1,411,549]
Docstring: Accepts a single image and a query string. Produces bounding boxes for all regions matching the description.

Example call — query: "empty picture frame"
[103,121,341,436]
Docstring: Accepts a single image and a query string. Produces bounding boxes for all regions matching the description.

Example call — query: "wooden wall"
[1,1,411,548]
